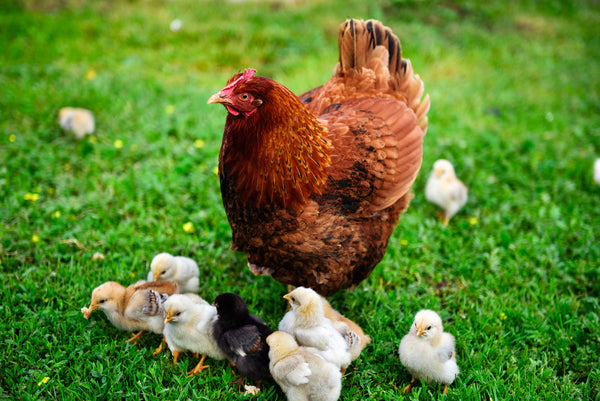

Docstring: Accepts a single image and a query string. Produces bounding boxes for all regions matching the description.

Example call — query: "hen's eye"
[240,93,249,101]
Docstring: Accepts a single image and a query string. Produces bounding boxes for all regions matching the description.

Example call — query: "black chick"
[212,292,273,387]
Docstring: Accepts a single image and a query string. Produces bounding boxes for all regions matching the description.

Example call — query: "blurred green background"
[1,0,599,400]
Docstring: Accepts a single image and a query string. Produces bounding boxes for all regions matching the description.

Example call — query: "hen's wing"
[224,325,263,357]
[321,97,424,212]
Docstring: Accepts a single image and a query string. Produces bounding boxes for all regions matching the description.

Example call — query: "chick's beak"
[416,322,424,336]
[434,168,443,178]
[164,309,174,324]
[207,91,229,105]
[283,294,291,302]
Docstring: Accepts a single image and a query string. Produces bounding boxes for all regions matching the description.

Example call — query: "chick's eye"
[175,312,181,316]
[99,299,105,304]
[426,326,432,330]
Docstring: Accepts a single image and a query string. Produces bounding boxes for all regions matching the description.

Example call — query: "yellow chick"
[398,309,459,395]
[148,252,199,293]
[279,287,351,371]
[425,159,468,226]
[58,107,95,139]
[81,280,178,352]
[321,298,371,362]
[267,331,342,401]
[162,294,226,375]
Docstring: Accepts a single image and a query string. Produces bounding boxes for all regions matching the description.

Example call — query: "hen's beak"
[207,92,229,105]
[416,322,424,336]
[164,309,174,324]
[283,294,291,301]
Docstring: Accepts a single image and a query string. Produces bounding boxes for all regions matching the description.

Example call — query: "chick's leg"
[402,377,415,394]
[187,355,209,376]
[127,330,146,343]
[152,337,166,356]
[172,350,180,364]
[443,384,448,395]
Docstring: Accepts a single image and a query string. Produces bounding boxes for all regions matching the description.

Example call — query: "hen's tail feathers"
[338,19,430,133]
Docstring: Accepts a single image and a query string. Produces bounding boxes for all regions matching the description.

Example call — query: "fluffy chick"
[594,158,600,185]
[163,294,226,375]
[322,298,371,362]
[279,287,351,371]
[58,107,95,139]
[267,331,342,401]
[148,252,200,293]
[425,159,468,226]
[212,293,273,386]
[81,280,178,351]
[398,309,459,395]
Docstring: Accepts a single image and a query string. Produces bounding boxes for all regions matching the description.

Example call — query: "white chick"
[321,297,371,362]
[58,107,95,139]
[279,287,351,372]
[81,280,178,353]
[594,158,600,185]
[162,294,226,375]
[267,331,342,401]
[398,309,459,395]
[425,159,468,226]
[148,252,200,293]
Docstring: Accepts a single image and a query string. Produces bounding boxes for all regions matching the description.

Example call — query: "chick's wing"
[273,355,311,386]
[224,325,263,356]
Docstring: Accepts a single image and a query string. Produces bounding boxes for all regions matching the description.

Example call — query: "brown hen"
[208,18,429,296]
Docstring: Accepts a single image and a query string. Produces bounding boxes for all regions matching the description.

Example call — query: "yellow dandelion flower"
[43,298,49,303]
[114,139,124,149]
[213,166,219,175]
[24,193,32,200]
[88,135,98,144]
[165,104,175,115]
[31,193,40,202]
[32,234,40,243]
[129,272,135,278]
[469,217,478,226]
[47,187,55,195]
[499,312,507,320]
[52,211,61,219]
[37,376,50,386]
[9,134,16,142]
[85,69,97,80]
[183,221,195,234]
[400,239,409,246]
[194,139,205,149]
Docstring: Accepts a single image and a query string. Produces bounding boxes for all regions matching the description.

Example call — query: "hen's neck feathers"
[220,78,332,209]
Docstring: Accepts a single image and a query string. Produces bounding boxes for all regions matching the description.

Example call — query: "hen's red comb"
[222,68,257,95]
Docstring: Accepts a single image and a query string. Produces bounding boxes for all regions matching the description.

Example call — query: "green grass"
[1,0,599,399]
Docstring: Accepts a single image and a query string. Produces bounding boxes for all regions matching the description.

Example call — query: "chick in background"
[425,159,468,226]
[58,107,95,139]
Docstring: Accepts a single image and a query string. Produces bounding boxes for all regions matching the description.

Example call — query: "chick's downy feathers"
[162,294,226,375]
[212,293,273,383]
[399,309,459,394]
[425,159,468,225]
[208,18,429,296]
[81,280,178,338]
[58,107,95,139]
[279,287,351,371]
[148,252,200,294]
[267,331,342,401]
